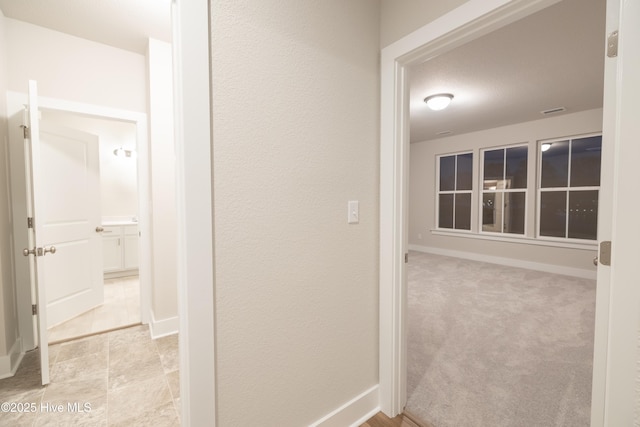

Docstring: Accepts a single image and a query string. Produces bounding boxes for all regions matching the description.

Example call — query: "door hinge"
[32,304,37,316]
[27,217,34,229]
[404,253,409,264]
[607,31,619,58]
[599,241,612,266]
[21,125,30,139]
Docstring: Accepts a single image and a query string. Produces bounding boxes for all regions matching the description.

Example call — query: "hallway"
[0,325,179,426]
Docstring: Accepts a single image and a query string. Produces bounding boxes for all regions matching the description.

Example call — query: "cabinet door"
[102,235,122,272]
[123,225,139,269]
[123,235,139,269]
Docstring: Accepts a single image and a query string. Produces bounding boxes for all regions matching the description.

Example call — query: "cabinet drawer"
[124,225,139,236]
[102,226,120,235]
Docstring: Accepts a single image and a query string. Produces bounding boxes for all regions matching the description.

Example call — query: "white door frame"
[378,0,624,422]
[598,0,640,423]
[172,0,216,426]
[7,91,151,351]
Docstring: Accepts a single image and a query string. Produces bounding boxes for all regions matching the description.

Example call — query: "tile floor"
[0,325,180,426]
[48,276,140,343]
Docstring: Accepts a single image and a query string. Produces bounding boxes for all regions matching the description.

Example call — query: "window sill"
[430,229,598,251]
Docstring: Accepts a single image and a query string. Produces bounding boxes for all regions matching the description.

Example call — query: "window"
[481,145,528,235]
[437,152,472,230]
[538,135,601,240]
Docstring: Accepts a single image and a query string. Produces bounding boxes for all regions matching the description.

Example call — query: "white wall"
[211,0,380,425]
[39,111,138,221]
[0,8,20,372]
[5,19,146,113]
[380,0,469,48]
[147,38,176,333]
[409,108,602,276]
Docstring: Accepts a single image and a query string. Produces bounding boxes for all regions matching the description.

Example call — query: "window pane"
[483,149,504,190]
[439,156,455,191]
[455,193,471,230]
[541,140,569,188]
[506,146,528,189]
[540,191,567,237]
[439,194,453,228]
[504,192,525,234]
[570,136,602,187]
[568,190,598,240]
[482,193,501,232]
[456,153,473,191]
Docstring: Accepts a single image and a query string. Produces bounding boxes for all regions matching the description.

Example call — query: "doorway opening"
[6,92,152,358]
[40,110,143,343]
[379,0,617,425]
[403,0,604,424]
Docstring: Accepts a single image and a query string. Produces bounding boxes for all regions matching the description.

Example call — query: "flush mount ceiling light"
[424,93,454,111]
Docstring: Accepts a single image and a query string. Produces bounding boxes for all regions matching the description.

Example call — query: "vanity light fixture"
[113,147,137,158]
[424,93,454,111]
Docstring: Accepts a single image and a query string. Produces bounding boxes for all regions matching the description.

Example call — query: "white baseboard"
[149,310,179,339]
[0,338,24,380]
[409,244,596,280]
[104,269,139,280]
[309,385,380,427]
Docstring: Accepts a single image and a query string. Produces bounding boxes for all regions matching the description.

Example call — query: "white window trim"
[536,133,602,240]
[432,135,601,245]
[432,229,597,251]
[479,143,529,236]
[435,151,473,231]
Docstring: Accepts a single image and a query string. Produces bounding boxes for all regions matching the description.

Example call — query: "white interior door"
[24,80,104,383]
[37,120,103,328]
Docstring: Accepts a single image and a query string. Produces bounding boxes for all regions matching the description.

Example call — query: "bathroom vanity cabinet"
[102,223,139,277]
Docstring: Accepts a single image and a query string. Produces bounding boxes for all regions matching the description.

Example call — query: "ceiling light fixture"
[541,143,552,152]
[424,93,454,111]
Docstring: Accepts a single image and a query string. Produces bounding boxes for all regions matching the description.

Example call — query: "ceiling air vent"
[541,107,566,116]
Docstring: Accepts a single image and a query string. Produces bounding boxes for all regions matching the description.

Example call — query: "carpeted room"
[405,252,595,426]
[405,0,604,425]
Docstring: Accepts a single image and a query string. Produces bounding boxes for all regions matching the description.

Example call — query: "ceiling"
[0,0,605,142]
[409,0,606,143]
[0,0,172,54]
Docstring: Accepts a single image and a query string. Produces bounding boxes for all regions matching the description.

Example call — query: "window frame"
[435,151,473,232]
[536,133,602,243]
[478,143,529,237]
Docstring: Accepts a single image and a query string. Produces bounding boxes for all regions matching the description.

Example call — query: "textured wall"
[0,8,18,359]
[380,0,469,48]
[409,108,603,272]
[211,0,380,425]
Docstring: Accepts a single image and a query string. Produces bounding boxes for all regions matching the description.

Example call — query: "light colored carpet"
[406,251,596,427]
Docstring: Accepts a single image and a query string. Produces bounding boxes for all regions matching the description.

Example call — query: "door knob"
[23,248,35,256]
[96,226,104,233]
[23,246,56,256]
[593,256,598,266]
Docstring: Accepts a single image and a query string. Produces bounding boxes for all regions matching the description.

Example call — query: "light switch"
[348,200,359,224]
